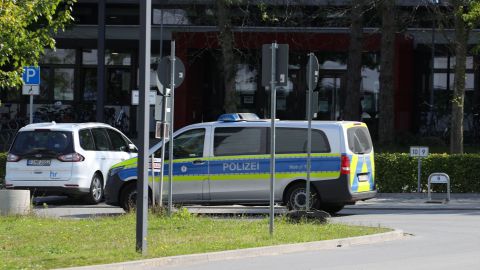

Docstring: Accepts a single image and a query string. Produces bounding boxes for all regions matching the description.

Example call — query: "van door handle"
[193,159,205,165]
[101,156,106,160]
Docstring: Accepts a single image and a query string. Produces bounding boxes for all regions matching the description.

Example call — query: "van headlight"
[109,166,124,176]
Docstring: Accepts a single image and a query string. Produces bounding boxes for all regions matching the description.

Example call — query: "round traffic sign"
[156,56,185,94]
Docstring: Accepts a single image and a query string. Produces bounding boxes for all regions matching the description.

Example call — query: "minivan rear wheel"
[84,173,103,204]
[284,182,320,211]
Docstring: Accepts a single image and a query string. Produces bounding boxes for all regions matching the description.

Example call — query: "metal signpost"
[409,146,429,192]
[305,53,319,211]
[156,40,185,215]
[262,43,288,235]
[136,0,151,255]
[22,66,40,123]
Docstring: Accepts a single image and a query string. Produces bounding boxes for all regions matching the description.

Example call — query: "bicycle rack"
[427,173,450,204]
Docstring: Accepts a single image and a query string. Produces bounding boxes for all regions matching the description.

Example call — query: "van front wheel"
[284,183,319,211]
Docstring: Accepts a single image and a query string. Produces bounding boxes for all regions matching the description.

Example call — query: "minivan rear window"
[347,126,372,154]
[10,131,74,156]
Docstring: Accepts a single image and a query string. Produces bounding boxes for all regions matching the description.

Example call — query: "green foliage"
[0,0,75,88]
[375,153,480,192]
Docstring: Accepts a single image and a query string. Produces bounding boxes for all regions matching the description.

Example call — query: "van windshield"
[10,131,74,156]
[347,126,372,154]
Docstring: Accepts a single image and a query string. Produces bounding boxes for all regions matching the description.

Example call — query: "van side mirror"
[128,143,137,153]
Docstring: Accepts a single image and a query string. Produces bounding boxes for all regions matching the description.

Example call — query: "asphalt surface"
[32,193,480,218]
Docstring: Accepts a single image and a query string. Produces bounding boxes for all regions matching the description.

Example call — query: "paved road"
[158,208,480,270]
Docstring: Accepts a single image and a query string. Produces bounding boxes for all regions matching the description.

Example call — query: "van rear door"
[346,125,375,193]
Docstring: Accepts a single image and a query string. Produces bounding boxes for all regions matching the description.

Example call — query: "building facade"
[1,0,479,144]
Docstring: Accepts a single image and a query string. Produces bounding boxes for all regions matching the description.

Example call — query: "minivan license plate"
[27,160,51,166]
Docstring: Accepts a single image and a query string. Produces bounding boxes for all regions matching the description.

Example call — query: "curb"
[58,230,405,270]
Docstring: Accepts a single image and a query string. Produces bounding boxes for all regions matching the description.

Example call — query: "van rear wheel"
[284,183,319,211]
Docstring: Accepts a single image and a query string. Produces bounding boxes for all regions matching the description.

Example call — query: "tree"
[344,0,366,121]
[378,0,396,144]
[216,0,237,113]
[0,0,74,88]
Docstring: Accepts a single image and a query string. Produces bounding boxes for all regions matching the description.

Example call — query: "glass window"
[40,49,76,64]
[91,128,111,151]
[79,129,95,151]
[161,128,205,159]
[82,49,98,65]
[153,9,190,25]
[449,56,474,69]
[82,68,97,101]
[106,128,129,151]
[433,73,448,91]
[276,128,330,154]
[10,131,73,155]
[449,73,475,91]
[347,127,372,154]
[235,64,257,94]
[434,56,448,69]
[54,68,74,101]
[107,69,131,104]
[106,51,131,66]
[38,67,50,102]
[214,127,267,156]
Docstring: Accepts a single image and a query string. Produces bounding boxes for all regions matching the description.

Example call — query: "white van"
[105,113,376,213]
[5,122,137,204]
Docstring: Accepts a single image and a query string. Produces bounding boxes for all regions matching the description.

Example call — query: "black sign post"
[305,53,319,211]
[136,0,151,255]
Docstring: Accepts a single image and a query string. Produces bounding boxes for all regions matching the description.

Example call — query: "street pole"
[269,42,277,236]
[29,94,33,124]
[305,53,313,211]
[136,0,151,255]
[167,41,176,216]
[158,9,166,207]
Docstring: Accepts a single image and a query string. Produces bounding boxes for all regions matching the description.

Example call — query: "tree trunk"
[450,1,467,154]
[344,0,364,121]
[216,0,237,113]
[379,0,396,144]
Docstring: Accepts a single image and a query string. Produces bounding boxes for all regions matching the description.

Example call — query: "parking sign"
[22,66,40,85]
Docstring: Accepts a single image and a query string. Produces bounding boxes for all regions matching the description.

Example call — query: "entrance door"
[316,75,344,120]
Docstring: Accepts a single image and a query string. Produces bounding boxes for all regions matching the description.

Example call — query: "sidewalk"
[347,193,480,210]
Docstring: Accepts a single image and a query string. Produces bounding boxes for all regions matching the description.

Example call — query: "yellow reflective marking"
[349,155,358,186]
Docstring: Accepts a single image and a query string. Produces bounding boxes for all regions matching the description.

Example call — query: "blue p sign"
[22,66,40,85]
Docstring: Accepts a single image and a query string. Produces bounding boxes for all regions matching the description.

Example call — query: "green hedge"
[375,153,480,193]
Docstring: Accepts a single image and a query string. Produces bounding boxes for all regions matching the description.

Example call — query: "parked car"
[5,122,137,204]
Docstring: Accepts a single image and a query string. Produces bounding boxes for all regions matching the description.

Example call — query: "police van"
[105,113,376,213]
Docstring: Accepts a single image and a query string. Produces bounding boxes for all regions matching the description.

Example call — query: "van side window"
[347,127,372,154]
[79,129,95,151]
[156,128,205,159]
[276,128,330,154]
[214,127,267,156]
[91,128,111,151]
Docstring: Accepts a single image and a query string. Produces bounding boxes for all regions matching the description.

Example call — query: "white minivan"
[5,122,137,204]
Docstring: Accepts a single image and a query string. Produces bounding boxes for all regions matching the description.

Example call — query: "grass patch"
[0,210,389,269]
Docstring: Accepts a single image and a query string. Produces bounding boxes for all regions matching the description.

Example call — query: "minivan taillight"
[7,153,20,162]
[341,155,350,175]
[57,153,85,162]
